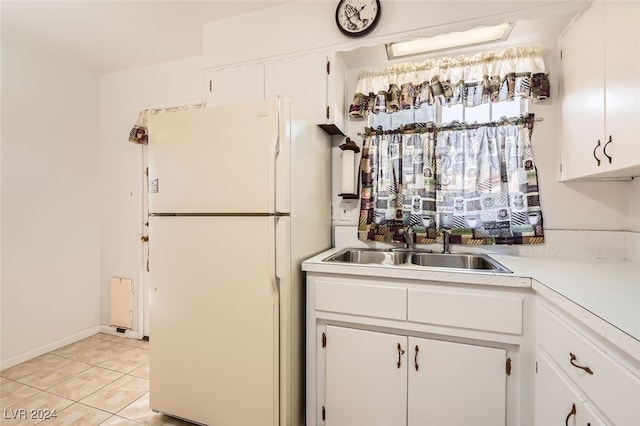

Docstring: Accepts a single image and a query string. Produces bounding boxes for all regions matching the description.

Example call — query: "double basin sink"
[323,248,511,273]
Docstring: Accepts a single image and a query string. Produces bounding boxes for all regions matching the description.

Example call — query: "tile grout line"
[1,333,154,426]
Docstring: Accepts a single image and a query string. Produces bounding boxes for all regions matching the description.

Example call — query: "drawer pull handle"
[565,403,576,426]
[569,352,593,375]
[414,345,419,371]
[397,343,405,369]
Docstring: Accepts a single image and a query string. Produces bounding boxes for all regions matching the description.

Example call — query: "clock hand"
[345,4,366,21]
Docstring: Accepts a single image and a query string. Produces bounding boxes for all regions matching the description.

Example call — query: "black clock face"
[335,0,380,37]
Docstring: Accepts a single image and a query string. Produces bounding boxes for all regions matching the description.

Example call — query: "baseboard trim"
[0,326,101,371]
[99,325,142,340]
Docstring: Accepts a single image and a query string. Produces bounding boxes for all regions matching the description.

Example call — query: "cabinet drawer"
[537,304,640,426]
[315,280,406,320]
[408,288,523,335]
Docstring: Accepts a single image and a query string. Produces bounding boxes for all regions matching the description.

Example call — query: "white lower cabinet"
[535,303,640,426]
[535,350,585,426]
[535,351,608,426]
[307,273,525,426]
[307,271,639,426]
[324,326,507,426]
[407,336,507,426]
[324,326,407,426]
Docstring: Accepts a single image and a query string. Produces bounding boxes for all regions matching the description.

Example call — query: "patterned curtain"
[358,118,544,245]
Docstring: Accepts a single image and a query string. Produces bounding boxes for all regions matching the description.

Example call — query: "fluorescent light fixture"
[386,22,514,60]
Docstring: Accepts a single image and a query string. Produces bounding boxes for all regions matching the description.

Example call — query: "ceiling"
[2,1,585,75]
[1,0,289,74]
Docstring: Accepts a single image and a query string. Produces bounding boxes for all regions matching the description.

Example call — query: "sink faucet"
[402,226,415,250]
[441,229,451,254]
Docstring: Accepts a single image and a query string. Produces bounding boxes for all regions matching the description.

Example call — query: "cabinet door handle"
[603,135,613,164]
[414,345,419,371]
[397,343,405,369]
[569,352,594,374]
[593,140,601,166]
[565,403,576,426]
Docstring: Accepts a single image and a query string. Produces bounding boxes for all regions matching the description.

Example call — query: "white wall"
[98,56,206,331]
[629,179,640,232]
[1,26,101,366]
[202,1,581,69]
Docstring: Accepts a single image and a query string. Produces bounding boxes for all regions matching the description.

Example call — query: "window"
[369,98,527,130]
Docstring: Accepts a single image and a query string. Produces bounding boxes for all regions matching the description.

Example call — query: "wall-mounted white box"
[110,277,133,329]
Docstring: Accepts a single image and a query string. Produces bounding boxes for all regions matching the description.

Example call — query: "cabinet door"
[602,1,640,174]
[582,402,608,426]
[206,65,264,107]
[326,51,346,133]
[535,351,583,426]
[265,54,328,125]
[408,337,506,426]
[324,326,407,426]
[559,3,605,180]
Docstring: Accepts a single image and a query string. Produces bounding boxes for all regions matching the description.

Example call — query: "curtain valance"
[349,45,549,118]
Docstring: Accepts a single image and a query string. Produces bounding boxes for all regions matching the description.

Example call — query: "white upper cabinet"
[559,2,640,180]
[205,65,264,107]
[266,52,346,135]
[206,52,346,134]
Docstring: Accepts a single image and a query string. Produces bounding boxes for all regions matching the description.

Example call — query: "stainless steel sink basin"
[325,249,408,265]
[323,248,511,273]
[409,252,509,272]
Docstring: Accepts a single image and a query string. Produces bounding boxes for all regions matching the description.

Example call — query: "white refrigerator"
[147,97,331,426]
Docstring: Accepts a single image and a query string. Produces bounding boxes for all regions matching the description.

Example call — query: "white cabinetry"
[205,65,264,107]
[323,326,507,426]
[206,52,346,134]
[307,273,527,426]
[266,52,346,134]
[535,303,640,425]
[408,336,506,426]
[559,2,640,180]
[324,326,407,426]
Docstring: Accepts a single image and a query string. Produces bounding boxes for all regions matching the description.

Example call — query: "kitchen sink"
[323,248,511,273]
[409,252,508,271]
[326,249,409,265]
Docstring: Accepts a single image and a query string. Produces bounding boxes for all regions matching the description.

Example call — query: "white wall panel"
[1,27,101,365]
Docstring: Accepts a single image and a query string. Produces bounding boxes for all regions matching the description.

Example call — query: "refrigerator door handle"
[273,134,280,215]
[273,216,281,300]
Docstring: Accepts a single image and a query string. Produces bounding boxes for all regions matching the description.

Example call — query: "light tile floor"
[0,333,195,426]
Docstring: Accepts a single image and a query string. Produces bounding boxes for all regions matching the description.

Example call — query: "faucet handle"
[440,228,451,254]
[402,226,415,249]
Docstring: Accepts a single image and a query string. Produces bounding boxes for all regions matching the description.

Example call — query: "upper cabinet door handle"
[603,135,613,164]
[593,140,602,166]
[569,352,594,374]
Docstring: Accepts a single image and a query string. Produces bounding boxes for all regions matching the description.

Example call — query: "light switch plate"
[339,202,350,221]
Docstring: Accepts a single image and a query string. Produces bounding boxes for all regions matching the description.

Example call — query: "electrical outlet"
[339,202,350,221]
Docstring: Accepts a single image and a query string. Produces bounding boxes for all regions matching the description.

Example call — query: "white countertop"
[302,248,640,359]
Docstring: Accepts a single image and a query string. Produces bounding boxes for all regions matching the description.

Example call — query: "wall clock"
[335,0,381,38]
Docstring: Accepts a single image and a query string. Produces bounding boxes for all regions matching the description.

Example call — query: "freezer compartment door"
[149,216,279,425]
[148,97,288,214]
